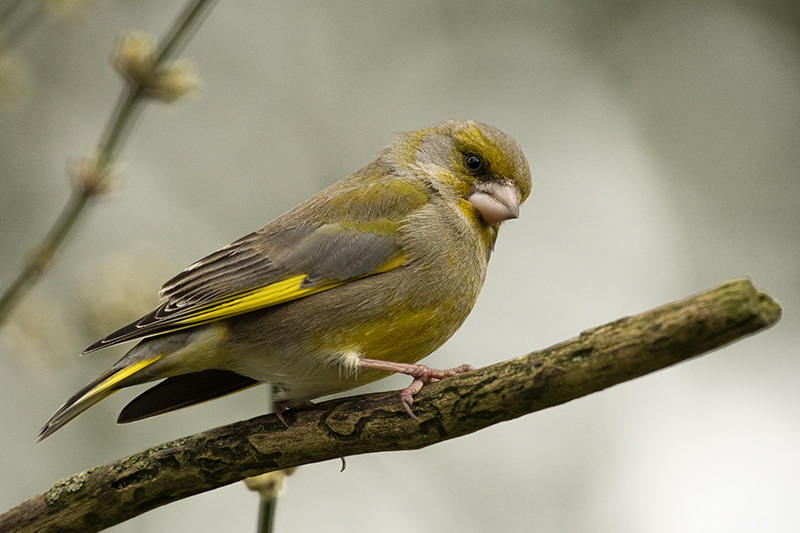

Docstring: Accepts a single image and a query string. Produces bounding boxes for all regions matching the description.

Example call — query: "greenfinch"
[37,120,531,441]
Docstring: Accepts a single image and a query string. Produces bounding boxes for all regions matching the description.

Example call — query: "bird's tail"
[36,354,163,442]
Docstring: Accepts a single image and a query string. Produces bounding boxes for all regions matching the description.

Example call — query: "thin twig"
[257,498,277,533]
[0,0,219,328]
[0,191,89,325]
[155,0,218,64]
[252,387,280,533]
[0,278,782,533]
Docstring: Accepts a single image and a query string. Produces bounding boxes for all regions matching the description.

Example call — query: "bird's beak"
[468,182,521,225]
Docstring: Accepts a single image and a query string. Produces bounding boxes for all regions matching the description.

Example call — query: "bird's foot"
[357,358,474,420]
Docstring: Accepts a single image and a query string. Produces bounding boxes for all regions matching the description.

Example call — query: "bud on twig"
[112,33,157,86]
[112,32,198,103]
[150,62,198,102]
[244,469,297,502]
[69,153,116,197]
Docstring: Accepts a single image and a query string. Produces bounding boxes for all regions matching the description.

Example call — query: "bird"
[37,120,531,441]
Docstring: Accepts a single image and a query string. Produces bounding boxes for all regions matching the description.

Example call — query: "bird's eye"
[464,153,484,172]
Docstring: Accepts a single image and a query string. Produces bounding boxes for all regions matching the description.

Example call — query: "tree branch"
[0,278,782,533]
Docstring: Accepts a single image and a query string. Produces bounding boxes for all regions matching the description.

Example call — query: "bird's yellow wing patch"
[172,274,345,327]
[172,251,408,328]
[85,355,165,399]
[36,354,166,441]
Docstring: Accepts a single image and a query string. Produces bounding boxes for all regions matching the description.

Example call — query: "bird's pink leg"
[357,358,474,420]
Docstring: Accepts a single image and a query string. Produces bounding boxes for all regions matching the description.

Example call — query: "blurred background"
[1,0,798,531]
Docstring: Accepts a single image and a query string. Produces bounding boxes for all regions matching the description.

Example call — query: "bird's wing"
[84,176,430,353]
